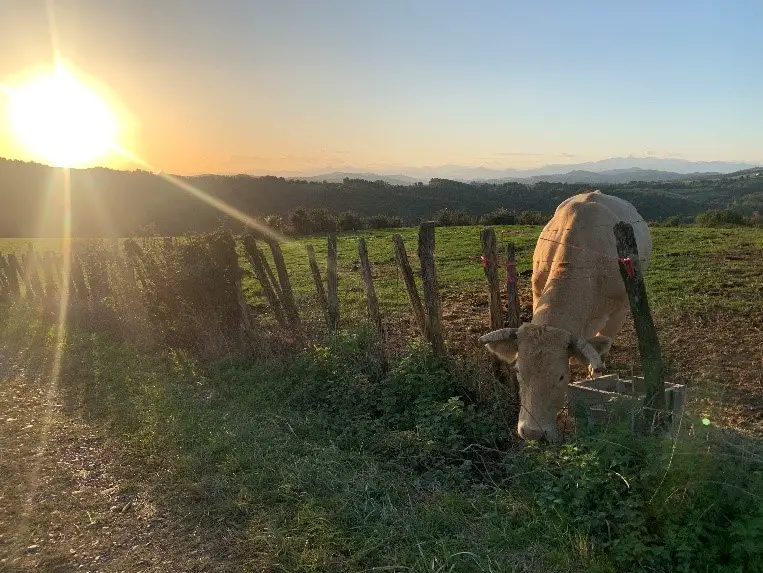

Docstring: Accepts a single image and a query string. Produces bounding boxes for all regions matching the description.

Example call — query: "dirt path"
[0,347,237,573]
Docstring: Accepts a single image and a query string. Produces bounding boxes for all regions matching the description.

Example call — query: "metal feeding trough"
[567,373,686,434]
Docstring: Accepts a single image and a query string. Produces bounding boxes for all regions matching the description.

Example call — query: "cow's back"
[532,191,652,319]
[536,190,651,269]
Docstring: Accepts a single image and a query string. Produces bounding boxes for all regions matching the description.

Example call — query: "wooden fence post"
[326,234,339,332]
[27,245,45,299]
[265,237,301,329]
[259,249,282,300]
[306,244,330,329]
[15,254,35,300]
[1,255,20,299]
[42,252,58,299]
[358,237,388,370]
[418,222,446,358]
[71,253,89,303]
[613,221,666,430]
[243,235,286,326]
[0,255,8,302]
[504,242,521,429]
[480,228,502,330]
[357,238,384,338]
[505,243,520,328]
[392,234,427,338]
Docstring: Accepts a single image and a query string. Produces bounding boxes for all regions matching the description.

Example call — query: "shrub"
[262,214,285,232]
[434,208,474,227]
[287,208,339,234]
[695,209,746,227]
[479,208,516,226]
[288,207,314,235]
[516,210,551,225]
[367,215,404,229]
[309,208,339,233]
[338,211,367,231]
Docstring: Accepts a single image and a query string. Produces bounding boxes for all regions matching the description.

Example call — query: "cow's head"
[479,323,610,442]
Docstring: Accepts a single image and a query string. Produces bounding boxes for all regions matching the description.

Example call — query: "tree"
[338,211,366,231]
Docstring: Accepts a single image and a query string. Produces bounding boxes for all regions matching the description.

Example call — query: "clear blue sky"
[1,0,761,174]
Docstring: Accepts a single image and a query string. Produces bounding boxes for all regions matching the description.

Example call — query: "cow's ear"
[484,339,519,363]
[479,328,519,363]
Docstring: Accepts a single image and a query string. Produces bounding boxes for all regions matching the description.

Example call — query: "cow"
[479,191,652,441]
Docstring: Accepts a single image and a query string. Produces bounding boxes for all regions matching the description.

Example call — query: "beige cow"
[479,191,652,441]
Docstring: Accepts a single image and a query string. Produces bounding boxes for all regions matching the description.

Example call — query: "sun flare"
[6,65,118,167]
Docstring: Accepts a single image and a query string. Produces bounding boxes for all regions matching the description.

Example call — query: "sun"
[7,65,118,167]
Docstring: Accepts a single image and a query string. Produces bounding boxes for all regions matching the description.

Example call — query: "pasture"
[1,224,762,572]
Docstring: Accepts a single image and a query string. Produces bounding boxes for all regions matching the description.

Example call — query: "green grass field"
[3,225,761,316]
[237,225,763,318]
[2,224,763,572]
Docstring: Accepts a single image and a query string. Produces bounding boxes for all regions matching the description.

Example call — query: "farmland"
[1,224,762,572]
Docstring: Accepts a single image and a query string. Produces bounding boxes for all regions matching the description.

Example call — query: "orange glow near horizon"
[4,64,120,168]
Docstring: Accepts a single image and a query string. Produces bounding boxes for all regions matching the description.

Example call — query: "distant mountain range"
[282,158,759,186]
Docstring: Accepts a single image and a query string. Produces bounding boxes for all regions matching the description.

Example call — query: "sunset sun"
[7,65,118,167]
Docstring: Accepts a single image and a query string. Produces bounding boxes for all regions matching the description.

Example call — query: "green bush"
[246,331,763,571]
[695,209,746,227]
[517,210,552,225]
[338,210,366,231]
[479,207,517,225]
[367,214,404,229]
[434,208,474,227]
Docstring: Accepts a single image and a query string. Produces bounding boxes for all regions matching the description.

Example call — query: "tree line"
[0,157,760,237]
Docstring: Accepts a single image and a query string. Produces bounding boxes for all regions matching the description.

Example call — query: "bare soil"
[439,285,763,437]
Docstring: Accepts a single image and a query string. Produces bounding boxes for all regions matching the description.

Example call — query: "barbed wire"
[499,217,647,234]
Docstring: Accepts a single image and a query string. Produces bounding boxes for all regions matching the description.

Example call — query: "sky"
[0,0,762,175]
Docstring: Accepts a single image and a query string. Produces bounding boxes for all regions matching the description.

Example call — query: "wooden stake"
[243,235,286,326]
[42,252,58,299]
[392,234,427,338]
[480,227,502,331]
[505,243,520,328]
[14,253,35,300]
[503,242,521,429]
[1,255,20,299]
[418,222,446,357]
[265,238,301,329]
[306,244,330,329]
[613,221,666,428]
[357,237,383,338]
[326,234,339,332]
[260,249,283,299]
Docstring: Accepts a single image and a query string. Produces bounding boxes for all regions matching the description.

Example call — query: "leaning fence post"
[265,237,301,329]
[244,235,286,326]
[326,234,339,332]
[15,254,35,300]
[1,254,20,299]
[357,237,384,339]
[392,234,427,338]
[418,222,446,358]
[358,237,388,370]
[613,221,666,431]
[27,245,44,299]
[42,252,58,299]
[306,244,330,329]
